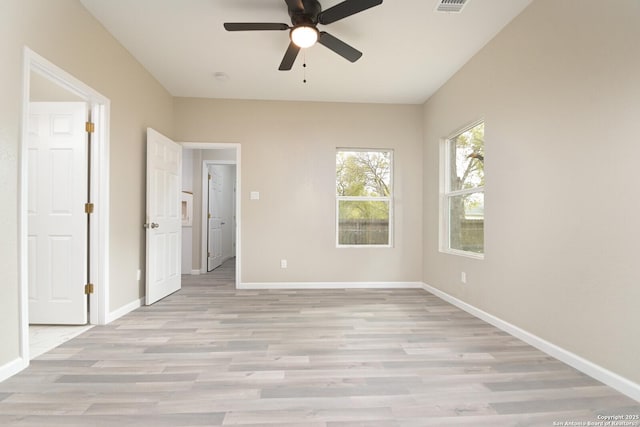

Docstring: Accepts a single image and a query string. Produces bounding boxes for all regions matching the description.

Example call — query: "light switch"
[250,191,260,200]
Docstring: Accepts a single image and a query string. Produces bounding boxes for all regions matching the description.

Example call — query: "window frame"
[439,120,485,259]
[335,148,394,248]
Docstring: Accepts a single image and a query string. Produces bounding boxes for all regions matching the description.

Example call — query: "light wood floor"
[29,324,94,359]
[1,258,638,426]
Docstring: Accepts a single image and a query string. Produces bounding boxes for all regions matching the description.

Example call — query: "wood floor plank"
[0,258,638,426]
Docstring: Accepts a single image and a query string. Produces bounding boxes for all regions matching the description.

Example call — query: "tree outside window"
[336,149,392,246]
[443,122,484,255]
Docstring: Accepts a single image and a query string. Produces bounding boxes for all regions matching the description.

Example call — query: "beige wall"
[0,0,173,367]
[423,0,640,383]
[174,98,423,283]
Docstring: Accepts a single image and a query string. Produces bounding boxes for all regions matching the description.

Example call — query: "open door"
[28,102,88,324]
[207,165,223,271]
[145,128,181,305]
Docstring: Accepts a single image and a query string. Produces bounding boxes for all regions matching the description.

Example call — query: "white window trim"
[336,148,394,248]
[439,120,485,259]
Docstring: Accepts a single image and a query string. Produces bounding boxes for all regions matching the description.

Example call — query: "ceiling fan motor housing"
[289,0,322,26]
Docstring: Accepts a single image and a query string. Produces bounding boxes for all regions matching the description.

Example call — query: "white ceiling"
[80,0,532,104]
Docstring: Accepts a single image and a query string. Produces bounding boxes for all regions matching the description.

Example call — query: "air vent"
[435,0,468,13]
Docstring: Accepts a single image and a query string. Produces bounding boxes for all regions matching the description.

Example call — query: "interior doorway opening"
[20,48,110,364]
[180,143,241,287]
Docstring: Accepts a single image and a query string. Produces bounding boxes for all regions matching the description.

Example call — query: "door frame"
[181,142,241,288]
[19,48,111,362]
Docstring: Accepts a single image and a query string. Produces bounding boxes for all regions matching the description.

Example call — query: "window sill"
[440,248,484,260]
[338,244,393,249]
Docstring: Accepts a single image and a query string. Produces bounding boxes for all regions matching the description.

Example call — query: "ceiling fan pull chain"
[303,51,307,83]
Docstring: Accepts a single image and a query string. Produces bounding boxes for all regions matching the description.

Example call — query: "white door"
[207,165,223,271]
[28,102,88,325]
[145,128,182,305]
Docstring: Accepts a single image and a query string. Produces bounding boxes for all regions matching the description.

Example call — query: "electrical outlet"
[461,272,467,284]
[280,259,287,269]
[137,269,141,281]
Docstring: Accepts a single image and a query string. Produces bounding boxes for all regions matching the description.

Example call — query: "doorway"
[180,143,241,287]
[20,48,110,363]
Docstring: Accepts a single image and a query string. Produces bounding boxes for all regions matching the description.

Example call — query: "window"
[441,121,484,257]
[336,149,392,247]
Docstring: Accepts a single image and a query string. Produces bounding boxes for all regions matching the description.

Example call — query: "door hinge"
[208,212,211,219]
[84,203,94,214]
[208,174,211,180]
[208,252,211,257]
[85,121,95,133]
[84,283,94,294]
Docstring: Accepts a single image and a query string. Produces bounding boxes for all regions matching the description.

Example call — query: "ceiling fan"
[224,0,383,71]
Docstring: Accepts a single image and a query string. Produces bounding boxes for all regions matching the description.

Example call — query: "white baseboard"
[0,357,27,383]
[421,282,640,403]
[239,281,423,290]
[190,269,201,275]
[105,297,143,323]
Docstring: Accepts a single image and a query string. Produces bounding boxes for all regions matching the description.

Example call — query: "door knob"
[221,222,226,225]
[144,222,159,229]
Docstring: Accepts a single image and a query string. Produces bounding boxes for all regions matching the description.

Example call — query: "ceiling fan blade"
[284,0,305,13]
[224,23,290,31]
[317,0,382,25]
[318,32,362,62]
[279,42,301,70]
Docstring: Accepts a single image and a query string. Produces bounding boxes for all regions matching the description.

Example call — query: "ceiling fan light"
[291,26,318,48]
